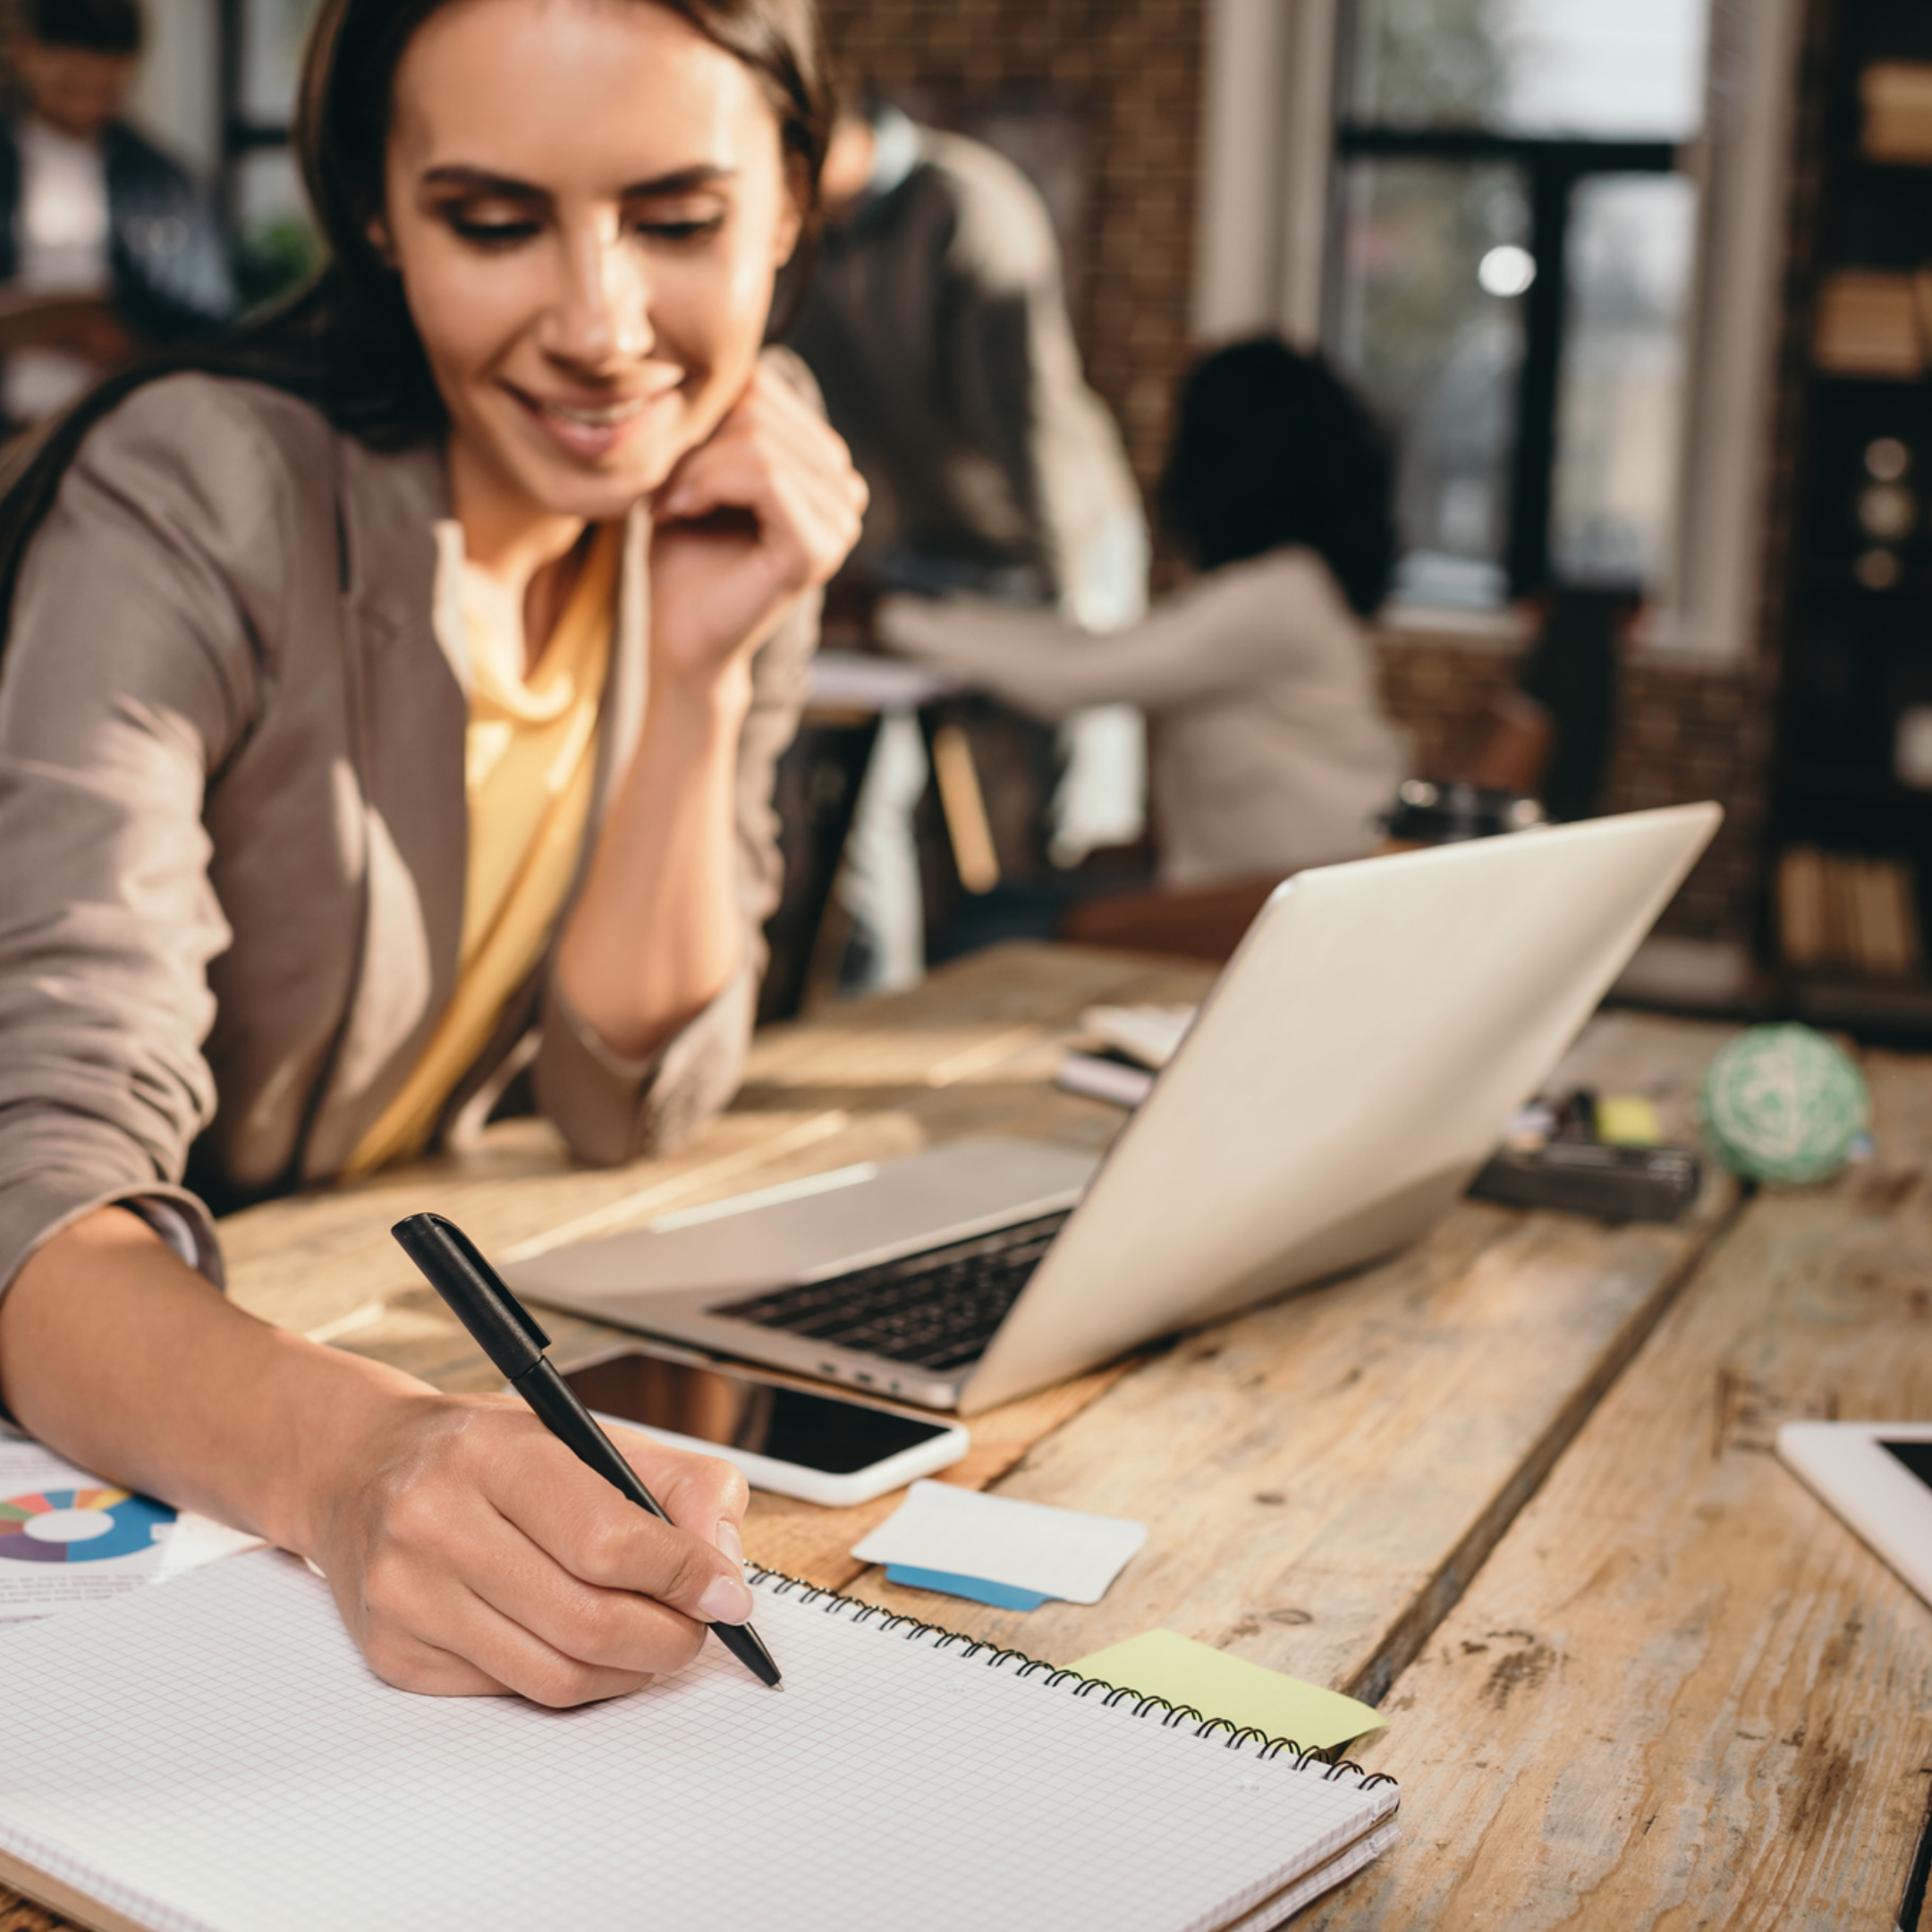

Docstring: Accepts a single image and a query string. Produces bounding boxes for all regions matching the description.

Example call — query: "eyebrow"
[419,165,741,198]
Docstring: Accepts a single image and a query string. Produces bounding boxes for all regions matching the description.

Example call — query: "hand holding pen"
[393,1212,782,1690]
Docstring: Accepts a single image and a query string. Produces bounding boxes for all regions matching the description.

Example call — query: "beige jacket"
[0,371,812,1298]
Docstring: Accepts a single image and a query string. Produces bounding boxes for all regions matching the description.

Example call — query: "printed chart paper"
[0,1427,259,1624]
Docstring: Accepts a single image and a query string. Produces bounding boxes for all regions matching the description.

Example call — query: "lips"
[504,381,673,462]
[531,394,648,428]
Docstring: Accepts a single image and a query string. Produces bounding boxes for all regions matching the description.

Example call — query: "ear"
[366,214,397,268]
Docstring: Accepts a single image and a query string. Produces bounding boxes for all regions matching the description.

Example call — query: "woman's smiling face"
[381,0,803,529]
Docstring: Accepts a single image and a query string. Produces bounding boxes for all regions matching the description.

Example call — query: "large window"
[1327,0,1710,607]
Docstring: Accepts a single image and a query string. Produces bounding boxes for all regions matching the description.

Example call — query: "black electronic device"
[1469,1139,1701,1223]
[557,1343,969,1505]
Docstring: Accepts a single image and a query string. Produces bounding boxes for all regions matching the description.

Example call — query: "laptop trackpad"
[502,1136,1103,1307]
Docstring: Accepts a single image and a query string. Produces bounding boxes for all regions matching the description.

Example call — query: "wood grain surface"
[1311,1050,1932,1930]
[798,1012,1744,1704]
[238,945,1216,1587]
[3,945,1200,1932]
[14,945,1905,1932]
[214,944,1209,1349]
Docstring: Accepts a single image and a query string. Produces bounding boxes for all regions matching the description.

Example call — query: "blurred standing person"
[787,98,1147,983]
[793,100,1141,625]
[0,0,232,429]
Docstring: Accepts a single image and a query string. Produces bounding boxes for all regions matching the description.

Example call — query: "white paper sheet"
[852,1479,1148,1603]
[0,1426,260,1625]
[1080,1003,1199,1070]
[0,1550,1398,1932]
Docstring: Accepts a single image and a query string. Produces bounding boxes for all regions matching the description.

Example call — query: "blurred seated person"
[878,337,1407,886]
[0,0,232,429]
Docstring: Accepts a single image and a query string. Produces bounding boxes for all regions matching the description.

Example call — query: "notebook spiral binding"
[748,1565,1396,1792]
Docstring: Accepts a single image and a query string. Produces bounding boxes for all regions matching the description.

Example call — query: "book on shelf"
[1777,846,1923,980]
[1813,271,1925,379]
[1778,844,1827,970]
[1862,62,1932,166]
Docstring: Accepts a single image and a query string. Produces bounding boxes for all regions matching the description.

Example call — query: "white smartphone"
[1777,1420,1932,1607]
[558,1343,970,1508]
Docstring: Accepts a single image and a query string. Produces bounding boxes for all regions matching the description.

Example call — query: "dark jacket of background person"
[786,114,1142,623]
[0,372,810,1301]
[0,115,231,343]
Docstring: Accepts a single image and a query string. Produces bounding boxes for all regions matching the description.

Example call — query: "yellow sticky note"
[1596,1095,1664,1146]
[1068,1629,1386,1753]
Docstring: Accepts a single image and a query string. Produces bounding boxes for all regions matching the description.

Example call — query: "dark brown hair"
[27,0,142,55]
[1157,336,1397,618]
[0,0,831,625]
[290,0,832,436]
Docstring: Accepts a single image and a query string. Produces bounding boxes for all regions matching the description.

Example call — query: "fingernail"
[699,1571,753,1625]
[716,1519,744,1565]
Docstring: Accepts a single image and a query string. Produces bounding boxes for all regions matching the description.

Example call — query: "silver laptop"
[507,803,1721,1416]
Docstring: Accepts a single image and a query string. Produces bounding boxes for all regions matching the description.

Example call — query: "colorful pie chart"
[0,1487,174,1564]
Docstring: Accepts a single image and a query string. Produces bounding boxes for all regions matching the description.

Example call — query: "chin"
[487,428,670,521]
[462,391,690,525]
[529,462,663,524]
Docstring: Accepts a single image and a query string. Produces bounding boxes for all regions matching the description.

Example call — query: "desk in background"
[4,944,1928,1931]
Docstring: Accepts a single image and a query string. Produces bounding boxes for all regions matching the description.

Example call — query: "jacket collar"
[301,435,651,1176]
[338,433,452,631]
[301,433,467,1179]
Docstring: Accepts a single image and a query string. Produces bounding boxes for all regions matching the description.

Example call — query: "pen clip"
[392,1211,551,1376]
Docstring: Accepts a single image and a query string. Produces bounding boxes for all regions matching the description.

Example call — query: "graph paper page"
[0,1550,1396,1932]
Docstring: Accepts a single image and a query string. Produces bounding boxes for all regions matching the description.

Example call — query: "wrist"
[263,1341,443,1563]
[648,654,754,736]
[0,1212,453,1574]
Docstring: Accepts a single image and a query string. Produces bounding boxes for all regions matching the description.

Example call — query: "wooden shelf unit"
[1767,0,1932,1035]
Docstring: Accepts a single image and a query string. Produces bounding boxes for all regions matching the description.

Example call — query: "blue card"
[886,1564,1051,1611]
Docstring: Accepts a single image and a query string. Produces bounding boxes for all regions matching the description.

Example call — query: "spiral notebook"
[0,1549,1400,1932]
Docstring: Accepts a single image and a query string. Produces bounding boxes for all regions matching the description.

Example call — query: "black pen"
[391,1210,782,1690]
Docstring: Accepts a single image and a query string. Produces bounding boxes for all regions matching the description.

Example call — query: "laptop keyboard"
[713,1212,1072,1373]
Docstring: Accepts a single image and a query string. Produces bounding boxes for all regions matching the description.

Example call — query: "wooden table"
[4,944,1928,1932]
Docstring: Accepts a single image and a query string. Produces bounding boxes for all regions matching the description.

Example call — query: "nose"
[537,215,652,373]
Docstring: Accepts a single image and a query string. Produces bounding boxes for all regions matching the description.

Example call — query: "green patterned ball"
[1699,1024,1868,1184]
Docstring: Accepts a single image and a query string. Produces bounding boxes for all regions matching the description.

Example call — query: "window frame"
[1327,123,1681,599]
[215,0,300,233]
[1191,0,1806,660]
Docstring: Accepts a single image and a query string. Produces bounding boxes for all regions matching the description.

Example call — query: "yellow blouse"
[343,523,621,1177]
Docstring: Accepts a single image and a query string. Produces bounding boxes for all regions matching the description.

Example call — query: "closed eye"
[633,214,726,243]
[447,214,544,248]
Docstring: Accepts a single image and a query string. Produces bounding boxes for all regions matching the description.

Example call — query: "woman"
[0,0,864,1705]
[878,337,1407,885]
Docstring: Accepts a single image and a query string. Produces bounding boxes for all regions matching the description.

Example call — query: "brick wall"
[1373,634,1773,943]
[814,0,1208,497]
[1373,635,1520,789]
[1603,657,1775,941]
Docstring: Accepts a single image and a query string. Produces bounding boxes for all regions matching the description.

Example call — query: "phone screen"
[561,1351,954,1476]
